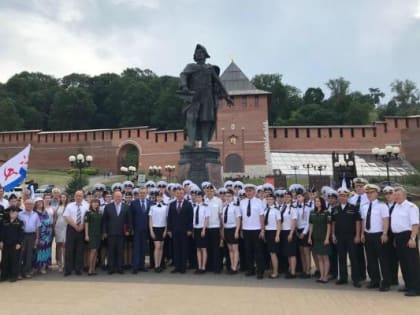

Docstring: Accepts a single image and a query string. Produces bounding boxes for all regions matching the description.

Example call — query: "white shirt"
[349,193,369,209]
[240,197,264,230]
[360,199,389,233]
[63,201,89,225]
[222,202,241,228]
[205,196,223,228]
[264,205,281,231]
[149,203,168,228]
[280,204,298,231]
[296,204,310,234]
[193,203,210,229]
[0,198,9,209]
[391,200,419,233]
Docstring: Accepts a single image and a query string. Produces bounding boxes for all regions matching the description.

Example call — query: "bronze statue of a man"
[178,44,233,148]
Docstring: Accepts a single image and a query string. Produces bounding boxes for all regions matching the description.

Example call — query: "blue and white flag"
[0,145,31,192]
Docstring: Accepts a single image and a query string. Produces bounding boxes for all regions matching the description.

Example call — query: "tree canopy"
[0,69,419,132]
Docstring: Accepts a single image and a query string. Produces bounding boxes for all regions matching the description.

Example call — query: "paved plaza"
[2,270,419,315]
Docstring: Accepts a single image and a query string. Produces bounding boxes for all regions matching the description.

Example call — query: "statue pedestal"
[178,146,222,187]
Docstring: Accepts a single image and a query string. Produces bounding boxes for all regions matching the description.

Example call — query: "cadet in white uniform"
[279,191,298,278]
[390,187,420,297]
[192,192,210,274]
[360,184,391,291]
[149,192,168,272]
[204,185,223,273]
[264,193,281,279]
[221,189,241,274]
[240,184,265,279]
[296,192,311,278]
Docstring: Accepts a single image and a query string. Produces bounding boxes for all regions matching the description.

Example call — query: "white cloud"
[0,7,157,81]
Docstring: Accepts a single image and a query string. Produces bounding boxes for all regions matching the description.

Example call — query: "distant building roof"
[220,61,270,96]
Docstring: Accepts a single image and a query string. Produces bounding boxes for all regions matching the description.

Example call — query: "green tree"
[49,87,96,130]
[0,97,24,131]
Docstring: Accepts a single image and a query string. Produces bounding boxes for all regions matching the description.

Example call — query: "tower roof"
[220,61,270,96]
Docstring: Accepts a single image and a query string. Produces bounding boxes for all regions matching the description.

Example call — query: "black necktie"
[195,206,199,225]
[388,202,396,228]
[264,207,270,226]
[157,204,161,208]
[224,204,229,224]
[280,205,287,223]
[247,199,251,217]
[366,202,372,230]
[177,201,182,213]
[356,195,361,211]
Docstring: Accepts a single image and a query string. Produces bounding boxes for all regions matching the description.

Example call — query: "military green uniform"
[310,210,331,255]
[85,211,103,250]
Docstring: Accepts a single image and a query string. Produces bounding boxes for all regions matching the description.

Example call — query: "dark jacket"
[103,202,131,237]
[0,217,24,246]
[130,198,152,232]
[167,199,193,233]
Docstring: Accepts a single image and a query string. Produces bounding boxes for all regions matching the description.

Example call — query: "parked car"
[35,184,55,194]
[4,186,24,199]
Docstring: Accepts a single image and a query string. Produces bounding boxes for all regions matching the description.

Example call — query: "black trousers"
[206,228,221,272]
[336,236,360,282]
[173,230,189,272]
[243,230,264,275]
[239,237,247,271]
[387,234,401,285]
[1,244,20,280]
[65,226,84,274]
[329,242,338,278]
[132,230,148,270]
[108,236,124,272]
[20,233,36,276]
[187,235,197,269]
[365,232,391,286]
[356,243,367,280]
[395,231,420,293]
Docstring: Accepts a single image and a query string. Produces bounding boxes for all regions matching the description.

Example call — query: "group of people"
[0,177,419,297]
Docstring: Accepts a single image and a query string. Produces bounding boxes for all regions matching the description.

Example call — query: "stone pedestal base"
[178,146,222,187]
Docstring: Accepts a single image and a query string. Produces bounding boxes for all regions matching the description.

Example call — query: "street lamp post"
[68,153,93,190]
[290,165,299,183]
[313,164,327,176]
[164,165,176,181]
[148,165,162,178]
[302,163,313,187]
[371,146,400,184]
[120,165,137,180]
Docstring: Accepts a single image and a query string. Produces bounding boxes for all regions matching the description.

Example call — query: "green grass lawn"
[26,169,72,189]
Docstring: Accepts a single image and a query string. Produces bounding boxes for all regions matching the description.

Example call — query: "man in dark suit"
[167,187,193,273]
[103,191,130,274]
[131,187,152,273]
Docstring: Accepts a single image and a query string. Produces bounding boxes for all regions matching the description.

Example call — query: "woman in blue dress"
[33,197,53,274]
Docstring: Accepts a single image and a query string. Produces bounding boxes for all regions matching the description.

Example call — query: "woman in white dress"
[54,193,68,272]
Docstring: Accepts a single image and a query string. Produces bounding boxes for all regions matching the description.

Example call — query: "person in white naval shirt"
[192,191,209,274]
[240,184,265,279]
[63,190,89,276]
[382,186,400,286]
[221,189,241,274]
[349,177,369,281]
[360,184,391,291]
[296,192,311,278]
[390,187,420,297]
[264,193,281,279]
[149,192,168,273]
[279,191,298,279]
[204,185,223,273]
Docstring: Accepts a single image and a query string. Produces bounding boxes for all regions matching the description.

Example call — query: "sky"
[0,0,419,98]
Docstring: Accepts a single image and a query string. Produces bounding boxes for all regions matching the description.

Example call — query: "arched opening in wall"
[117,143,140,170]
[224,154,244,173]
